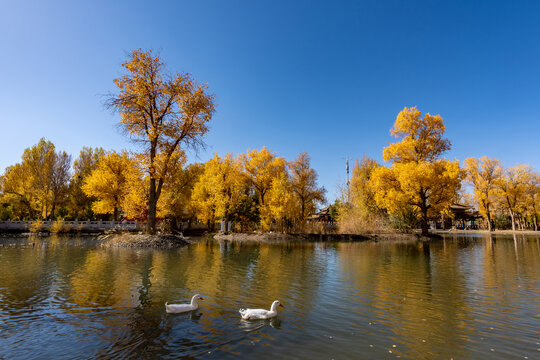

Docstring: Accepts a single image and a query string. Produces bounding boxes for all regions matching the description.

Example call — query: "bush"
[29,220,44,233]
[50,219,71,233]
[387,208,420,232]
[494,214,511,230]
[0,205,13,221]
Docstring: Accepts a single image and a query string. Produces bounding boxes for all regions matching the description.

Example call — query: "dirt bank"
[98,233,190,248]
[214,232,440,242]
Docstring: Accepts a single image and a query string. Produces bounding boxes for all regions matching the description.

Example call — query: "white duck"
[165,294,204,313]
[239,300,284,320]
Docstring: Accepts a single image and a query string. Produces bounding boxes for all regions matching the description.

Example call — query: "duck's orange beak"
[199,297,205,301]
[279,304,284,308]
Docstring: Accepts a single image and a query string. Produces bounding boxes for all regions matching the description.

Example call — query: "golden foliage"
[50,219,71,233]
[192,154,245,223]
[383,106,451,163]
[264,171,296,231]
[372,107,462,234]
[241,147,287,206]
[82,151,140,220]
[289,152,326,221]
[463,157,502,230]
[495,165,532,230]
[107,49,215,233]
[1,138,71,219]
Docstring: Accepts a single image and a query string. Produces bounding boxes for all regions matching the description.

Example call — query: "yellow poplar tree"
[350,156,380,215]
[160,162,204,228]
[241,147,287,230]
[495,165,530,231]
[265,171,296,232]
[371,107,462,235]
[1,138,71,219]
[289,152,326,222]
[82,151,138,221]
[463,157,502,231]
[68,147,106,219]
[192,154,245,227]
[524,170,540,231]
[1,163,36,218]
[106,49,215,234]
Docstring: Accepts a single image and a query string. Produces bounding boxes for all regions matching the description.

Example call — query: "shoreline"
[213,232,442,243]
[1,230,538,248]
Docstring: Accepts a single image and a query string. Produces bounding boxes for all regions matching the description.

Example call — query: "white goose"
[239,300,284,320]
[165,294,204,313]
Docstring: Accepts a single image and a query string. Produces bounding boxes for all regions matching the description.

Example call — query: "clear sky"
[1,0,539,201]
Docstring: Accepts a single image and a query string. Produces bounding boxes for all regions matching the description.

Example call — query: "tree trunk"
[441,213,445,230]
[486,211,492,232]
[50,200,56,220]
[509,211,516,231]
[534,214,538,231]
[147,177,157,234]
[419,189,429,236]
[420,206,429,235]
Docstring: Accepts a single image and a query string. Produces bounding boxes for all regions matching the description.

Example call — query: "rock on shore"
[98,233,190,248]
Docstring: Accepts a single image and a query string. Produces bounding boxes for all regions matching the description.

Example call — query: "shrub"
[29,220,44,233]
[50,219,71,233]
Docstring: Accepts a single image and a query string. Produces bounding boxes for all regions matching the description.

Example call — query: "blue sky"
[1,0,539,201]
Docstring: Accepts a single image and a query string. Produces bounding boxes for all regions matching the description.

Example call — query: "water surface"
[0,234,539,359]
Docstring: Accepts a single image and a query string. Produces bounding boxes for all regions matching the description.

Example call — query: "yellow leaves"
[107,49,216,231]
[264,171,296,231]
[241,147,287,205]
[371,108,462,233]
[383,107,451,163]
[349,156,379,215]
[191,153,245,222]
[82,151,141,220]
[289,152,326,220]
[371,160,463,218]
[463,157,502,219]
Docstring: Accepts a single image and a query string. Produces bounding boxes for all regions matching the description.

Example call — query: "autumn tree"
[463,157,502,231]
[524,170,540,231]
[289,152,326,221]
[192,154,245,228]
[68,147,106,219]
[49,151,72,218]
[241,147,287,206]
[350,155,379,215]
[160,161,204,230]
[1,163,35,218]
[82,151,138,221]
[496,165,530,231]
[338,156,382,233]
[265,171,296,232]
[371,107,462,235]
[1,139,71,219]
[106,49,215,234]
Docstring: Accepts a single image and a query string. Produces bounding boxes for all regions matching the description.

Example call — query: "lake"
[0,234,539,359]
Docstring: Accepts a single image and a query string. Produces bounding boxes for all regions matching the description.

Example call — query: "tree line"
[340,107,540,234]
[0,142,326,233]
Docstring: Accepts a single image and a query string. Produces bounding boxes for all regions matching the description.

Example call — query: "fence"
[0,220,140,232]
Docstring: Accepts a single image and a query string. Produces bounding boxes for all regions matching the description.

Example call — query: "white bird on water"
[239,300,284,320]
[165,294,204,313]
